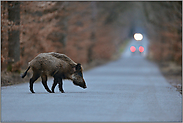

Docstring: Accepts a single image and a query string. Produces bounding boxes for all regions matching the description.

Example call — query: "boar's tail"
[21,66,30,78]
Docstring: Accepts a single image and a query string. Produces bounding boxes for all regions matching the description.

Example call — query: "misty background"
[1,2,182,90]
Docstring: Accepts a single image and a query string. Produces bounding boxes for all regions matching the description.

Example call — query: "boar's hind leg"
[41,75,52,93]
[30,72,40,93]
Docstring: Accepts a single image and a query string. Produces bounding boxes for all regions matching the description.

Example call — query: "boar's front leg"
[52,77,65,93]
[58,78,65,93]
[51,77,58,93]
[41,74,52,93]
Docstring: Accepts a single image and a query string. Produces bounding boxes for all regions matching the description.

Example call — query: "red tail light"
[130,46,136,52]
[139,46,144,53]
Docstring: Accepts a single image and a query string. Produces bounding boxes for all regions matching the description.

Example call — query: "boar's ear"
[76,63,82,71]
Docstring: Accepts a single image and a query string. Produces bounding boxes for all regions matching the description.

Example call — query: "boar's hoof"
[47,90,52,93]
[30,90,35,93]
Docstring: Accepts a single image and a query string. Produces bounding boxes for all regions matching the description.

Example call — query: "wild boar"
[21,52,87,93]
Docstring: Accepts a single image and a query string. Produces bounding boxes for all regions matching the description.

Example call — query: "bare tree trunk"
[8,1,20,71]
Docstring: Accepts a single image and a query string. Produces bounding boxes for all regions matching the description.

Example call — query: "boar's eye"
[77,72,83,77]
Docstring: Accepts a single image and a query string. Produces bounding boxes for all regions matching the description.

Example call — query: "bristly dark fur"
[48,52,76,67]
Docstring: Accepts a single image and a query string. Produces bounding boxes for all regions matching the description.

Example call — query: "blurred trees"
[143,2,182,65]
[7,2,20,71]
[1,1,182,72]
[1,1,22,72]
[2,2,129,71]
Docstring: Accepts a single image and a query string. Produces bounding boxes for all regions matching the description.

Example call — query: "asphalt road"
[1,36,182,122]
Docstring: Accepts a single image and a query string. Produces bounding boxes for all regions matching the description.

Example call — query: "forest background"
[1,1,182,93]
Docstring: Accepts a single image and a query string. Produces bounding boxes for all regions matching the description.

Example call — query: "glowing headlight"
[134,33,143,41]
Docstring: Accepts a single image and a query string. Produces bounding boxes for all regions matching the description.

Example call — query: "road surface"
[1,36,182,122]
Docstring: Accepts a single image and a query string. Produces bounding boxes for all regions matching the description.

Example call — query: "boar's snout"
[73,79,87,89]
[82,79,87,89]
[83,84,87,89]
